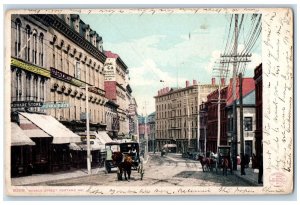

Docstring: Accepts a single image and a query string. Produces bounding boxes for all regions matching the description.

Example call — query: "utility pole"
[232,14,239,171]
[144,101,148,156]
[197,84,200,153]
[85,69,91,175]
[220,14,250,171]
[239,73,246,175]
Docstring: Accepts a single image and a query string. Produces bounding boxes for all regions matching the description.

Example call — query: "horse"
[198,155,211,172]
[221,157,231,176]
[112,152,133,181]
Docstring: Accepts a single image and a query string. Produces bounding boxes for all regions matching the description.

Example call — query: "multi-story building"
[11,14,108,131]
[147,112,156,152]
[138,115,150,153]
[105,100,119,139]
[104,51,129,139]
[206,86,228,153]
[154,79,219,153]
[128,97,139,141]
[226,78,256,158]
[11,15,50,112]
[10,14,111,174]
[253,63,262,168]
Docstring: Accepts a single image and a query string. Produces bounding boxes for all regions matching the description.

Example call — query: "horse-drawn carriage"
[199,146,233,175]
[104,141,142,180]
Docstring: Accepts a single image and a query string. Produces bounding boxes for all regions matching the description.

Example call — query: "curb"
[233,171,260,186]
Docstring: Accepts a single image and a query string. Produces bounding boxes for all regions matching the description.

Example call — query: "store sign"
[88,86,105,96]
[50,67,85,87]
[41,102,70,109]
[11,58,50,78]
[104,62,116,81]
[11,101,43,108]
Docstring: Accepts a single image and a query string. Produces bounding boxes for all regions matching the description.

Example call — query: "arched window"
[32,30,37,64]
[39,33,44,66]
[25,73,31,100]
[25,25,31,61]
[15,18,21,57]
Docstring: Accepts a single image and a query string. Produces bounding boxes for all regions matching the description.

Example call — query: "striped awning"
[19,112,81,144]
[11,122,35,146]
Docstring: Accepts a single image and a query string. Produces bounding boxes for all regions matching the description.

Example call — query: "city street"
[26,153,255,187]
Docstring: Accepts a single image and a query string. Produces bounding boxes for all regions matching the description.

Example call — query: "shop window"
[244,117,253,131]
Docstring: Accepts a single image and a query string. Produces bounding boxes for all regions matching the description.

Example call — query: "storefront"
[10,122,36,177]
[68,131,113,168]
[14,112,81,174]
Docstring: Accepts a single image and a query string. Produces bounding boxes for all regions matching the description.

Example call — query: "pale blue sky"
[81,13,262,114]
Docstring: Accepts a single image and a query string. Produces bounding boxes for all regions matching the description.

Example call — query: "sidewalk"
[11,167,106,186]
[11,154,153,186]
[233,165,263,186]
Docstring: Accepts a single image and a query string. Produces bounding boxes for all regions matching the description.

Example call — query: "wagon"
[120,142,140,170]
[104,141,140,173]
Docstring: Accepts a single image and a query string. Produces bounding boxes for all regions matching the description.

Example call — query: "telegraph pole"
[197,84,200,152]
[232,14,239,171]
[220,14,250,171]
[144,101,148,156]
[239,73,246,175]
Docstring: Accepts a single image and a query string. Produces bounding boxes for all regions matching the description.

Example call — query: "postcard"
[4,7,293,196]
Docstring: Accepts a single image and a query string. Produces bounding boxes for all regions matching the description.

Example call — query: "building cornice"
[31,14,107,64]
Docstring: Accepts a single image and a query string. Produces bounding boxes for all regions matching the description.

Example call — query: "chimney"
[221,78,225,86]
[193,80,197,85]
[166,87,170,92]
[212,78,215,85]
[158,90,160,96]
[186,80,190,87]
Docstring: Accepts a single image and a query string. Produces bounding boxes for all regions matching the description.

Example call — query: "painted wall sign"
[50,67,85,87]
[88,86,105,96]
[104,60,116,81]
[11,101,44,108]
[50,67,105,96]
[11,58,50,78]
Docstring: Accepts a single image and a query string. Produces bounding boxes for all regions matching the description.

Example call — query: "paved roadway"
[30,153,254,186]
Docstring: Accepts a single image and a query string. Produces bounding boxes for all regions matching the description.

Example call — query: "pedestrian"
[137,157,144,180]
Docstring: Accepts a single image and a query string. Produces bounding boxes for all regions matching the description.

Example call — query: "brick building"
[253,63,262,168]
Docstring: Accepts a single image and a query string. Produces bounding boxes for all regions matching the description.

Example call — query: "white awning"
[97,131,113,144]
[11,122,35,146]
[19,115,50,138]
[69,141,105,151]
[19,112,81,144]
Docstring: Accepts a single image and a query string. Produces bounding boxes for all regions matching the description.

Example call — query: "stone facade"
[154,80,219,153]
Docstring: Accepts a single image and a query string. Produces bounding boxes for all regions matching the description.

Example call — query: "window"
[15,19,21,57]
[32,31,37,64]
[75,61,81,79]
[244,117,253,131]
[39,33,44,66]
[25,25,31,61]
[40,79,45,101]
[33,75,38,101]
[25,73,31,100]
